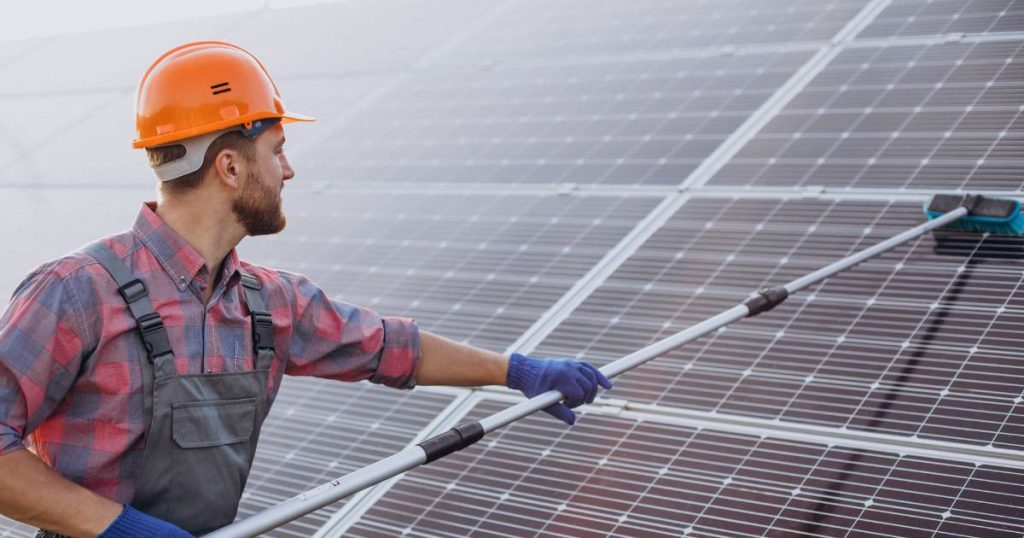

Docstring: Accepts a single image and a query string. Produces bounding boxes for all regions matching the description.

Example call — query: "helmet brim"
[133,111,316,148]
[282,111,316,124]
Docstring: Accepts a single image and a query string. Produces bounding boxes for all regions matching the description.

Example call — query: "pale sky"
[1,0,351,41]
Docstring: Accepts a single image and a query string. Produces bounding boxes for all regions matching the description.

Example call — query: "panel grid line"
[708,200,897,417]
[682,0,896,191]
[315,391,484,536]
[511,0,895,357]
[770,204,934,426]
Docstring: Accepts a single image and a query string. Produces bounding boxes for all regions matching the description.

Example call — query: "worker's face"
[232,123,294,236]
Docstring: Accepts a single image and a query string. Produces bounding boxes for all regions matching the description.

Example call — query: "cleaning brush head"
[925,194,1024,236]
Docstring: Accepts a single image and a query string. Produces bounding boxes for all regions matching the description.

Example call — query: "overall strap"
[81,242,170,446]
[240,273,275,371]
[82,243,174,366]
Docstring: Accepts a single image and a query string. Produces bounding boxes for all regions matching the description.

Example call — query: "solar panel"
[708,39,1024,190]
[0,94,151,187]
[2,0,1024,536]
[858,0,1024,39]
[0,75,387,186]
[237,381,456,537]
[0,93,123,182]
[229,0,496,77]
[239,189,661,351]
[0,517,32,537]
[0,187,145,299]
[343,400,1024,537]
[273,76,396,153]
[534,196,1024,446]
[298,50,812,186]
[432,0,868,63]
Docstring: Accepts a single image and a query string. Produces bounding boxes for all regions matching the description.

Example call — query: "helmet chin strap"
[151,119,280,182]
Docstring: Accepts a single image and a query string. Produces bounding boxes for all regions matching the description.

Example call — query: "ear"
[211,148,248,189]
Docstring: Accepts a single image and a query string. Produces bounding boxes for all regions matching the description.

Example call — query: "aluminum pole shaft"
[784,206,967,294]
[203,448,427,538]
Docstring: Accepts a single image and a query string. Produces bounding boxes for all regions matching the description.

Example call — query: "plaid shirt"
[0,202,420,503]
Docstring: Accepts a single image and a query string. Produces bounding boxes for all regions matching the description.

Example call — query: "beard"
[232,169,286,236]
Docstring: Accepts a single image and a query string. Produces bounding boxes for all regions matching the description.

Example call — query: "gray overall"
[37,242,277,536]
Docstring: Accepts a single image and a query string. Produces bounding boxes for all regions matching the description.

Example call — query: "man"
[0,41,611,537]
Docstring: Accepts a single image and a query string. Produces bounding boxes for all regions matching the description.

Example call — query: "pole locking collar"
[744,285,789,317]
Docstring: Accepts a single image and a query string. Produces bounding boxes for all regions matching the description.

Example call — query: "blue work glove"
[507,353,613,425]
[99,505,193,537]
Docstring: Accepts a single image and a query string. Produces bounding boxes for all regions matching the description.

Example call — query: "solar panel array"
[534,198,1024,447]
[240,189,661,351]
[346,400,1024,538]
[430,0,869,62]
[1,0,1023,537]
[299,51,812,186]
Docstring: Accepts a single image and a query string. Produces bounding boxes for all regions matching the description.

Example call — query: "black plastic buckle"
[136,312,173,363]
[252,311,275,351]
[149,350,174,363]
[117,279,147,304]
[137,312,164,335]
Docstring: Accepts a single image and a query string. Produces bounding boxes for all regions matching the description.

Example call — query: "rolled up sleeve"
[0,367,26,456]
[279,271,421,389]
[0,266,89,456]
[369,316,420,389]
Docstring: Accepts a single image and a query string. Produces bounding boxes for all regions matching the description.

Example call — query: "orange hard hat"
[132,41,314,149]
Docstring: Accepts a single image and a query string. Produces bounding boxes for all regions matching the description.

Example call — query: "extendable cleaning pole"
[205,195,1022,538]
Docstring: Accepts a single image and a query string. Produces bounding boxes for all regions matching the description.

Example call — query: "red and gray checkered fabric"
[0,202,420,503]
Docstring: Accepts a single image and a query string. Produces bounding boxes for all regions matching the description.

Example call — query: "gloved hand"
[99,505,193,537]
[507,353,613,425]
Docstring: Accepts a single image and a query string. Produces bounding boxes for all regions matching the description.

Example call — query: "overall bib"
[37,242,277,535]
